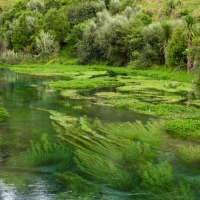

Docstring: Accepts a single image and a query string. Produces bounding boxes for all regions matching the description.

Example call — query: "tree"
[161,21,173,66]
[166,27,187,68]
[26,0,45,14]
[44,8,70,43]
[182,16,198,73]
[11,11,33,51]
[77,5,150,66]
[35,30,54,55]
[143,22,165,65]
[45,0,61,11]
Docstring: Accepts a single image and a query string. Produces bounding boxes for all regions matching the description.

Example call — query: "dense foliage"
[0,0,199,76]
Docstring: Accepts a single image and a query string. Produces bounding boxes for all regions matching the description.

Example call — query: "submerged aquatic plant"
[9,133,72,168]
[178,145,200,163]
[139,162,175,193]
[50,111,162,190]
[57,172,100,198]
[50,111,199,197]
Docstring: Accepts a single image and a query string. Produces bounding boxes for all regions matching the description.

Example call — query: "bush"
[0,49,33,65]
[35,30,54,54]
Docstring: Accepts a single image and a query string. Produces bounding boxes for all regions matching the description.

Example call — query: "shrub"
[0,49,32,64]
[35,30,54,55]
[45,0,61,10]
[109,0,121,15]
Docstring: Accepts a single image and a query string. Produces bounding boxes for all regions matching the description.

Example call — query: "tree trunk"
[187,36,192,73]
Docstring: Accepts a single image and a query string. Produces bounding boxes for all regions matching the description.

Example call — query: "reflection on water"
[0,173,63,200]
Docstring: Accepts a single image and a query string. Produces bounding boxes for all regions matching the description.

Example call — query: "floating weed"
[60,90,83,99]
[72,105,83,110]
[73,70,107,79]
[95,90,186,105]
[117,79,193,93]
[49,77,121,91]
[164,119,200,141]
[114,101,199,118]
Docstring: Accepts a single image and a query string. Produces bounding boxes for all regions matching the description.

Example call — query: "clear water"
[0,68,154,199]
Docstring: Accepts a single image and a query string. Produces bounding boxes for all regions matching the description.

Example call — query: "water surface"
[0,68,153,199]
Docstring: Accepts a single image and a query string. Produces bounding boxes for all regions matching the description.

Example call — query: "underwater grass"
[138,162,175,194]
[50,111,162,190]
[117,78,193,93]
[57,172,100,197]
[178,145,200,163]
[9,133,72,168]
[49,111,199,197]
